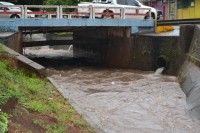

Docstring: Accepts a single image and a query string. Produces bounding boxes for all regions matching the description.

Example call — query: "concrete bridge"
[0,18,154,34]
[0,5,155,33]
[0,5,156,66]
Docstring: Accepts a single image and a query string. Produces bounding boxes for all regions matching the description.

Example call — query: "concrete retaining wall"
[178,25,200,121]
[130,34,180,74]
[0,32,22,54]
[73,27,181,74]
[0,43,45,75]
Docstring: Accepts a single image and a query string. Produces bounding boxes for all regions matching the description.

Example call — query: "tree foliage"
[6,0,91,5]
[43,0,92,5]
[44,0,72,5]
[6,0,43,5]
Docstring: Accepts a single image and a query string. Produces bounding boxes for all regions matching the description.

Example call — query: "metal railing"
[157,18,200,26]
[24,5,59,19]
[0,5,152,19]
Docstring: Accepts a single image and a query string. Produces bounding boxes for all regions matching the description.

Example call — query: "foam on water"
[154,67,165,75]
[24,46,73,58]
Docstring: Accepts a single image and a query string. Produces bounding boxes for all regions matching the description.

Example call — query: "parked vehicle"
[78,0,157,19]
[0,1,34,18]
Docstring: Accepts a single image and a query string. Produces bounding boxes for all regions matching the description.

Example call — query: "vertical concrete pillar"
[8,32,22,54]
[73,27,132,68]
[173,24,195,74]
[179,25,195,53]
[106,28,131,68]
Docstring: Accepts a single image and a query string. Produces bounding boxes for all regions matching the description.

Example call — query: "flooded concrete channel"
[24,45,200,133]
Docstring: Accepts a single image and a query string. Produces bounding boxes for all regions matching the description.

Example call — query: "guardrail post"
[59,6,63,18]
[48,14,52,19]
[149,8,151,18]
[120,8,125,19]
[56,5,59,18]
[89,6,94,19]
[21,5,25,18]
[24,5,27,18]
[68,14,72,19]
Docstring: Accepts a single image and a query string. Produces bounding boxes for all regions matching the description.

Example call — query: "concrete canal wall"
[73,27,182,75]
[130,33,180,74]
[0,32,22,54]
[178,25,200,121]
[0,32,44,75]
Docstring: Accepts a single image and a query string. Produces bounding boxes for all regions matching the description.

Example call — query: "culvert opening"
[156,55,169,69]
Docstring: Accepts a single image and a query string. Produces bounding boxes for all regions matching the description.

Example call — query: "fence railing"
[0,5,152,19]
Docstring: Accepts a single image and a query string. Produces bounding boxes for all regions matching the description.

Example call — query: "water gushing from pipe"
[154,67,165,75]
[67,45,73,52]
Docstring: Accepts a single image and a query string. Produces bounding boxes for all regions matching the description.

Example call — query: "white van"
[0,1,34,18]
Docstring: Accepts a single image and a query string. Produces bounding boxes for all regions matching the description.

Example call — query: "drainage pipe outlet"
[156,55,169,69]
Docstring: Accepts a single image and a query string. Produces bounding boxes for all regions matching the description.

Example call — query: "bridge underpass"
[0,5,155,69]
[21,27,132,47]
[0,18,155,69]
[21,26,133,68]
[0,17,151,70]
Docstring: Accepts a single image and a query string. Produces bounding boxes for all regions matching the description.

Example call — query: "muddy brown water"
[24,46,200,133]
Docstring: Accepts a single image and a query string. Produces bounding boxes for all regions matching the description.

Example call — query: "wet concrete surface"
[0,32,16,37]
[24,46,200,133]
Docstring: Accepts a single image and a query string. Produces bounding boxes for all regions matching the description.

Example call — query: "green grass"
[0,45,93,132]
[33,119,66,133]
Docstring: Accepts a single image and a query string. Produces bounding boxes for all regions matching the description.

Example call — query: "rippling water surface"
[25,46,200,133]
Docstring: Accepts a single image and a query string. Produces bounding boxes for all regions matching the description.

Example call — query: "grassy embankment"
[0,45,93,133]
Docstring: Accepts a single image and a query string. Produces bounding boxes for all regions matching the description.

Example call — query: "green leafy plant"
[0,112,9,133]
[33,119,66,133]
[0,45,5,54]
